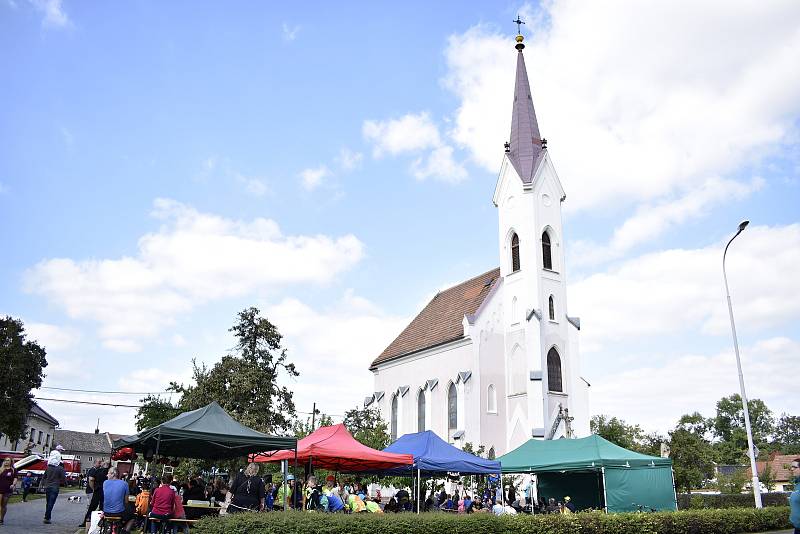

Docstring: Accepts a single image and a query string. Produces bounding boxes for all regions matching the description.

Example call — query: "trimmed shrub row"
[677,492,790,510]
[193,506,791,534]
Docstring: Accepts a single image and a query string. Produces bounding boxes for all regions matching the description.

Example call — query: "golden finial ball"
[515,35,524,43]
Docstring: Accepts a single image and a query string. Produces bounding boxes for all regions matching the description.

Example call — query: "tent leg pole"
[282,459,288,512]
[601,467,608,513]
[417,468,420,514]
[671,468,678,511]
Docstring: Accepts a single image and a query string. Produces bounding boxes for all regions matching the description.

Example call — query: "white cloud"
[25,199,365,351]
[265,291,408,420]
[171,334,187,347]
[363,112,441,157]
[27,0,70,28]
[411,145,467,183]
[299,165,330,191]
[571,224,800,352]
[363,112,467,183]
[25,322,81,351]
[337,148,363,171]
[235,173,270,197]
[591,337,799,433]
[282,22,300,42]
[570,176,765,268]
[444,3,800,211]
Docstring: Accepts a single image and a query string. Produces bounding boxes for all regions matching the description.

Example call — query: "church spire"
[507,34,544,184]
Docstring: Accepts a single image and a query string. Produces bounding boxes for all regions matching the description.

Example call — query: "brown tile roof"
[748,454,799,482]
[370,267,500,369]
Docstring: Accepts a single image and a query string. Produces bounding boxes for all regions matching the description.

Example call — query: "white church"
[366,34,590,457]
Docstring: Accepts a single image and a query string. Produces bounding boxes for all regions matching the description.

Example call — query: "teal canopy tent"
[497,434,676,513]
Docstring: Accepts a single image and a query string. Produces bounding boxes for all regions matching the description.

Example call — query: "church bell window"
[542,231,553,270]
[511,233,521,272]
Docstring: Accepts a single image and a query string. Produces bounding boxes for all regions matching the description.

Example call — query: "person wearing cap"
[275,474,294,510]
[563,495,575,513]
[790,458,800,534]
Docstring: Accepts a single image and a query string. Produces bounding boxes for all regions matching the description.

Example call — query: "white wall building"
[0,402,59,456]
[368,34,590,457]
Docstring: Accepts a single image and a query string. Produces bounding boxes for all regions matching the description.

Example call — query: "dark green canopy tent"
[113,401,296,460]
[497,434,676,513]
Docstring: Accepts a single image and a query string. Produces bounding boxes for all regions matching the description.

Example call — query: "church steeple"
[507,34,544,184]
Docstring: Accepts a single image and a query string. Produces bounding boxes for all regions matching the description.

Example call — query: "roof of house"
[370,267,501,369]
[748,454,799,482]
[30,402,59,427]
[54,430,112,454]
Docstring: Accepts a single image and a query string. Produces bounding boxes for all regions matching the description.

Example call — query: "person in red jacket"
[148,475,177,533]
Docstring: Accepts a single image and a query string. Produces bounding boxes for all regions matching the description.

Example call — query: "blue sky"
[2,0,799,436]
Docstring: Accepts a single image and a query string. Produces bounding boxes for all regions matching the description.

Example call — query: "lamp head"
[738,220,750,232]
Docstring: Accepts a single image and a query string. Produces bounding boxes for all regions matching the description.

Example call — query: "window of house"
[547,347,563,392]
[447,383,457,430]
[549,295,555,321]
[390,394,398,442]
[511,233,521,272]
[37,431,42,444]
[487,384,497,413]
[28,428,34,442]
[88,456,93,462]
[45,434,50,446]
[417,390,426,432]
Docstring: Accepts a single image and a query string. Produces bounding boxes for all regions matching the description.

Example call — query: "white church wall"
[373,339,475,444]
[567,324,591,437]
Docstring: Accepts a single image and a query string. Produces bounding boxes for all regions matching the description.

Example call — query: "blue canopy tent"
[382,431,501,513]
[384,430,501,474]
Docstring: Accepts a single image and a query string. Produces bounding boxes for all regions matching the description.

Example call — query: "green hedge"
[193,507,791,534]
[677,492,790,510]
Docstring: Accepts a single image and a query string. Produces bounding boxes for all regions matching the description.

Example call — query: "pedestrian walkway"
[1,490,85,534]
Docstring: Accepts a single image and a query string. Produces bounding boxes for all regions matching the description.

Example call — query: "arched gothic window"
[391,394,398,441]
[417,389,426,432]
[542,231,553,270]
[511,233,521,272]
[547,347,563,393]
[549,295,555,321]
[487,384,497,413]
[447,383,457,430]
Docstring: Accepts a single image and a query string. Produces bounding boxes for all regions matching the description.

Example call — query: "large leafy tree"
[170,307,299,434]
[669,415,716,493]
[135,394,179,431]
[590,414,663,455]
[712,394,774,445]
[343,406,390,450]
[773,413,800,454]
[0,317,48,442]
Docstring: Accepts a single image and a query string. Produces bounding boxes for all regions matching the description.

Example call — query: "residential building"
[0,402,59,456]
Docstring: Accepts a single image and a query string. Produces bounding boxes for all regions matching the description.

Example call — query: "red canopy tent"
[253,424,413,472]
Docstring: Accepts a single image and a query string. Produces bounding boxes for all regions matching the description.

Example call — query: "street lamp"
[722,219,762,508]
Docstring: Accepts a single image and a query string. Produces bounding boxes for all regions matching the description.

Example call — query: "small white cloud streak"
[282,22,300,42]
[299,165,331,191]
[27,0,70,28]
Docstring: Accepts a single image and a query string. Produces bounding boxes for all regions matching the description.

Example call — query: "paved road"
[1,490,86,534]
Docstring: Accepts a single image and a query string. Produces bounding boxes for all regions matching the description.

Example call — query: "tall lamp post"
[722,219,762,508]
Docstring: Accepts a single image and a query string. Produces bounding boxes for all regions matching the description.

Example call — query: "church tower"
[493,34,589,450]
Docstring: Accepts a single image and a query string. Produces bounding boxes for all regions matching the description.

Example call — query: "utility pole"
[311,402,316,429]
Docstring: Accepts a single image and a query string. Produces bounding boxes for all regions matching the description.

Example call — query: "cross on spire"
[513,15,525,35]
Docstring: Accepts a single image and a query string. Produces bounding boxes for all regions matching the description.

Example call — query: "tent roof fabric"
[253,424,413,472]
[498,434,672,473]
[383,431,501,474]
[112,402,296,460]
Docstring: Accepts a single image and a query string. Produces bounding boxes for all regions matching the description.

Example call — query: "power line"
[35,397,142,408]
[39,386,171,395]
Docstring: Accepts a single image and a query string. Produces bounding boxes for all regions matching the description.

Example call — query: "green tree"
[669,416,716,493]
[135,395,179,431]
[773,413,800,454]
[170,307,299,434]
[717,468,747,494]
[293,411,333,439]
[0,317,48,442]
[759,462,776,492]
[712,394,774,445]
[590,414,662,454]
[342,406,389,450]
